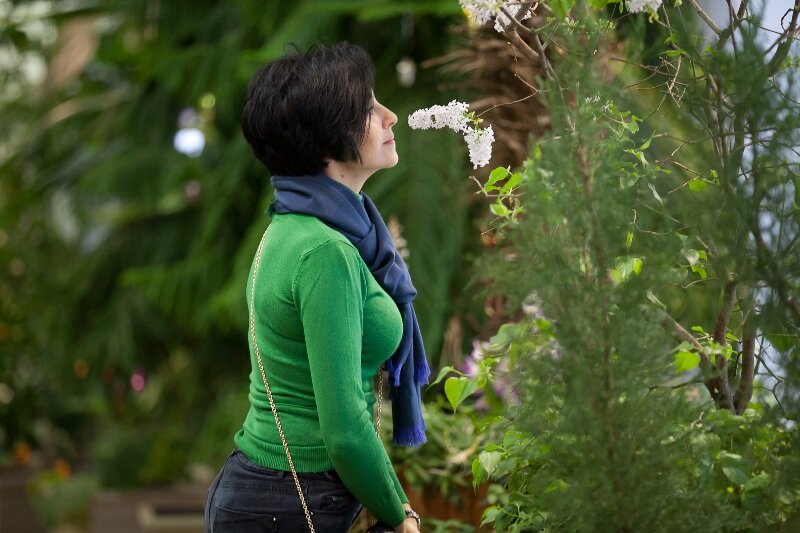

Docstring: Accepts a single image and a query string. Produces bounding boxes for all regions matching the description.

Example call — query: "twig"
[687,0,722,35]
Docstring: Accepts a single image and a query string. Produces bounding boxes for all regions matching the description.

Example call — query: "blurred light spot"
[174,128,205,157]
[53,458,71,479]
[396,57,416,88]
[184,180,202,202]
[0,382,14,404]
[51,189,80,243]
[73,358,89,379]
[130,370,146,392]
[9,257,25,277]
[200,93,216,109]
[13,442,31,466]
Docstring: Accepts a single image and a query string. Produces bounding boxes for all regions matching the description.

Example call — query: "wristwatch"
[404,508,421,527]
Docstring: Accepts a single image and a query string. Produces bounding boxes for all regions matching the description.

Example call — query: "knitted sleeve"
[293,240,407,527]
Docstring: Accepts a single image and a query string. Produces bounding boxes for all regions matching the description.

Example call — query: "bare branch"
[687,0,722,35]
[713,277,737,345]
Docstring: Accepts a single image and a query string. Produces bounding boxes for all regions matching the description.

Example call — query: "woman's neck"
[325,160,373,193]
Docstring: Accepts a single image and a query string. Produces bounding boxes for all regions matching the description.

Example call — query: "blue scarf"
[269,173,429,447]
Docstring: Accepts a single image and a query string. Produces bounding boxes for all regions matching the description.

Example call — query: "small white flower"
[464,125,495,169]
[625,0,663,14]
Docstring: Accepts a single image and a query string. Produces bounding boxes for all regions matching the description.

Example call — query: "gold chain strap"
[249,227,383,532]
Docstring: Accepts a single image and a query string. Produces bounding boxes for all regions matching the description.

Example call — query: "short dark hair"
[241,42,375,176]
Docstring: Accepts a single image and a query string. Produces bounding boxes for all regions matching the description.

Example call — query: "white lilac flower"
[408,100,471,132]
[460,0,532,34]
[458,0,502,26]
[464,125,495,169]
[625,0,663,13]
[409,101,495,168]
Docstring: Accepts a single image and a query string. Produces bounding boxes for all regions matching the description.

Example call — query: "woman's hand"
[394,517,420,533]
[394,504,420,533]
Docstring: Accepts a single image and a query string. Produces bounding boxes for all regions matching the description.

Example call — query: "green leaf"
[743,471,771,493]
[490,323,518,349]
[646,290,666,310]
[444,376,477,412]
[479,450,502,477]
[486,166,510,188]
[674,351,701,373]
[691,325,706,333]
[549,0,575,19]
[430,365,456,387]
[648,183,663,204]
[500,172,522,193]
[691,265,708,279]
[632,257,643,274]
[472,457,486,489]
[688,178,707,191]
[684,249,700,265]
[718,452,749,485]
[481,506,503,527]
[490,201,511,217]
[626,230,634,249]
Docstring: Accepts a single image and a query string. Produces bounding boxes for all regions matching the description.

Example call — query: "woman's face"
[357,95,399,172]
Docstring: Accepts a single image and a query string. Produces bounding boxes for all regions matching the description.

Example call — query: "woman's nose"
[384,107,397,128]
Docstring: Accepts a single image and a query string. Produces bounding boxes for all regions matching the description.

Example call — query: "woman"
[204,42,426,532]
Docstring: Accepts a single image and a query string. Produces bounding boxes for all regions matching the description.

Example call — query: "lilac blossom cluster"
[462,339,518,408]
[625,0,663,13]
[458,1,531,33]
[408,100,494,168]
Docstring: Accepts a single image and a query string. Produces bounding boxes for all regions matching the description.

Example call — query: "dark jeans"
[205,449,363,532]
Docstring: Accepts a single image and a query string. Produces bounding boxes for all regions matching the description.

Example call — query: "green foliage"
[456,1,800,531]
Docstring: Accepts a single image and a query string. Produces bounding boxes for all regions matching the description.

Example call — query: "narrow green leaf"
[430,365,456,387]
[646,290,666,309]
[648,183,663,204]
[472,458,486,489]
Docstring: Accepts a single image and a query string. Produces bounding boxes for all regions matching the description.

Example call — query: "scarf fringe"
[392,423,427,447]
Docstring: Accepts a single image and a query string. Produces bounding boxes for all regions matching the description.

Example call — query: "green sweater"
[234,212,409,526]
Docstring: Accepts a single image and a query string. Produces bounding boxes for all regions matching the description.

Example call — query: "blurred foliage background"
[0,0,489,496]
